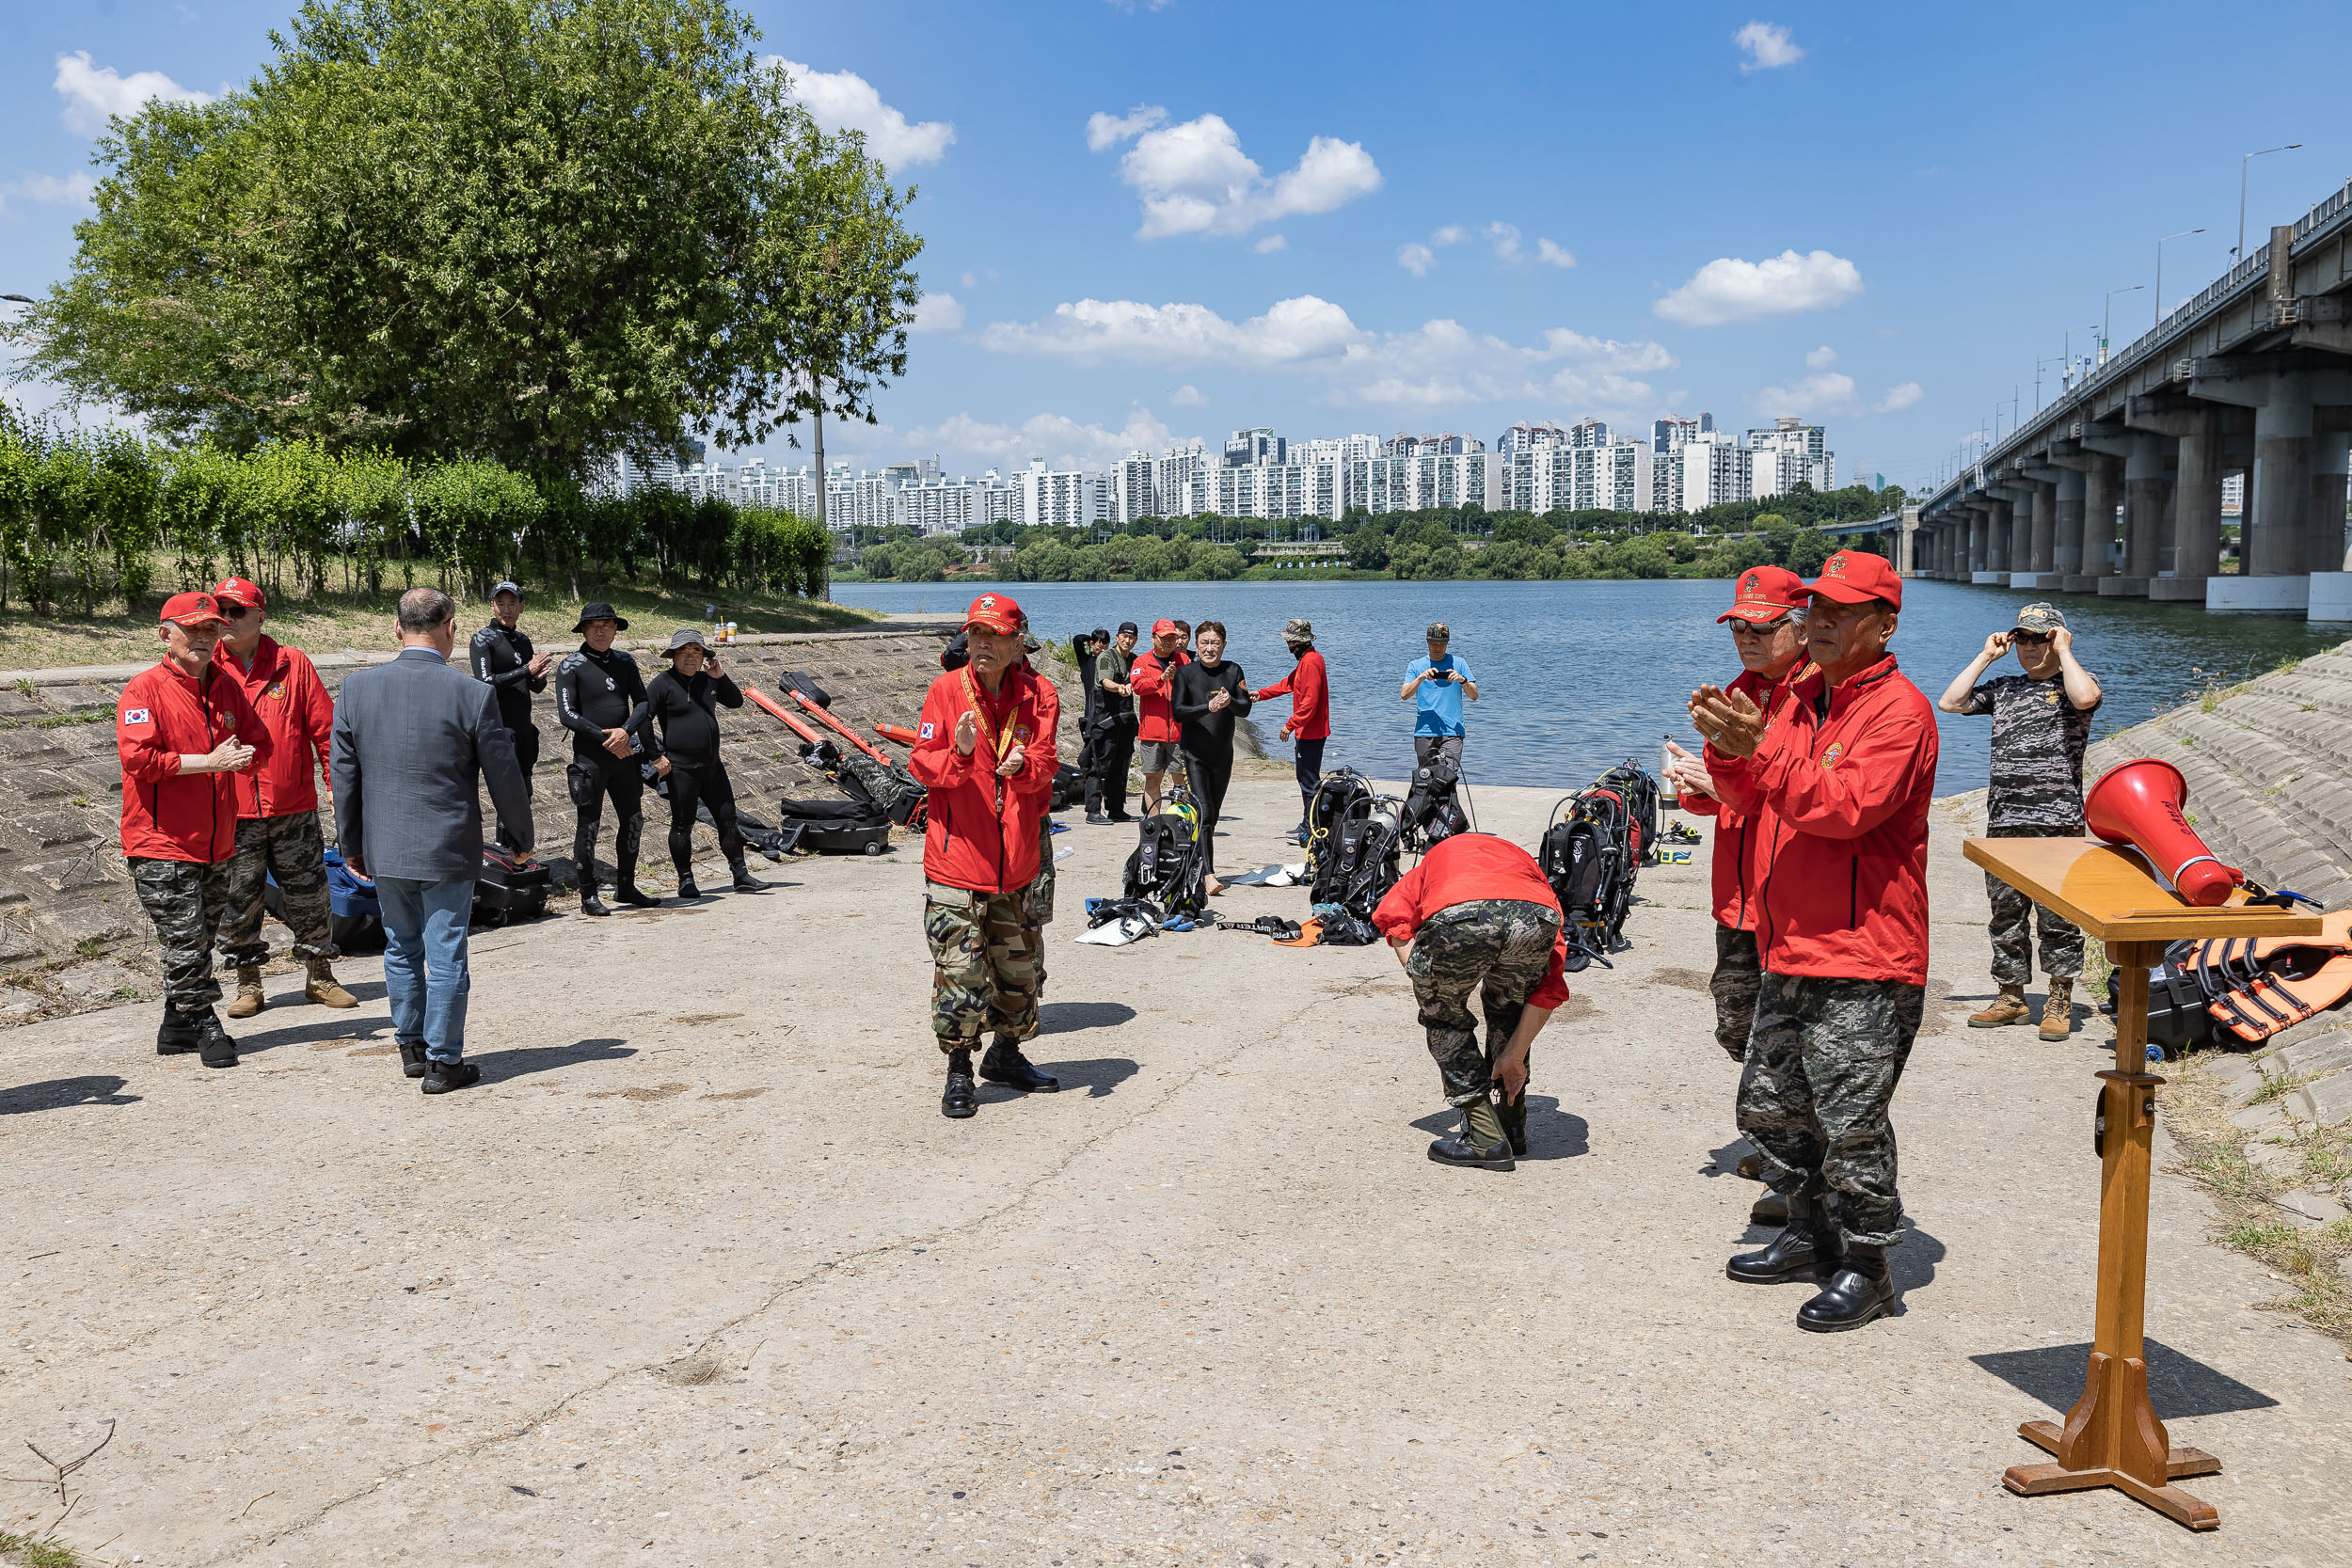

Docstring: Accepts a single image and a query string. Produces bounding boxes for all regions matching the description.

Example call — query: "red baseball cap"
[212,576,265,610]
[1151,618,1179,638]
[1717,564,1806,625]
[159,592,228,628]
[963,592,1026,635]
[1800,549,1903,610]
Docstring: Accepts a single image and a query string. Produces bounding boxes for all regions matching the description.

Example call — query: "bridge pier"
[2130,400,2224,601]
[2052,469,2085,576]
[1979,497,2011,581]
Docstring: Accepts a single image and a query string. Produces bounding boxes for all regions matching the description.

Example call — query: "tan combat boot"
[2040,977,2074,1042]
[304,958,358,1009]
[223,966,265,1019]
[1968,984,2031,1028]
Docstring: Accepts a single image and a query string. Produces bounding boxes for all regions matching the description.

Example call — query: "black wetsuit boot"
[612,813,659,907]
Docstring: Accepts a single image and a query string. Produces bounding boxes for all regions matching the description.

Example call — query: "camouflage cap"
[1425,622,1451,641]
[1283,617,1314,642]
[2013,602,2066,634]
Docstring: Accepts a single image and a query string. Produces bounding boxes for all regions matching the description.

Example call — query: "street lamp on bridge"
[2236,144,2302,261]
[2100,286,2143,366]
[2153,228,2204,325]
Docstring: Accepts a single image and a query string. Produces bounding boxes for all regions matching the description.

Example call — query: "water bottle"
[1659,731,1674,784]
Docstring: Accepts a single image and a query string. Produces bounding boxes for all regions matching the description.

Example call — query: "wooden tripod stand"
[1963,837,2320,1531]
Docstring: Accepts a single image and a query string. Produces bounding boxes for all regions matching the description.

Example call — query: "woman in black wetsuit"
[638,629,767,898]
[1169,619,1251,896]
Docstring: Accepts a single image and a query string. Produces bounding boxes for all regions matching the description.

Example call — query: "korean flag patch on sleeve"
[918,721,936,740]
[123,707,151,725]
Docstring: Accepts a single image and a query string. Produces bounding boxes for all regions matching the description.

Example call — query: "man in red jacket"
[1664,565,1810,1220]
[1373,832,1571,1172]
[1254,617,1330,847]
[1127,619,1186,816]
[117,592,272,1068]
[910,592,1063,1119]
[209,577,358,1017]
[1691,549,1937,1333]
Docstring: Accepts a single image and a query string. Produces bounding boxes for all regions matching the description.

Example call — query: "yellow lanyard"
[960,665,1020,767]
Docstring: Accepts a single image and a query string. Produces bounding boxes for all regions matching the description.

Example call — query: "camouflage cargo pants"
[218,811,337,968]
[129,855,236,1012]
[1737,972,1924,1247]
[1984,825,2083,984]
[924,881,1041,1053]
[1710,924,1761,1061]
[1406,899,1564,1132]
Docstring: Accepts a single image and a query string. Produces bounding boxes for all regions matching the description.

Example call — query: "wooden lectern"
[1963,836,2322,1531]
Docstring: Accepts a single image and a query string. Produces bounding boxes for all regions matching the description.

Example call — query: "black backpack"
[1597,761,1660,863]
[1123,800,1207,918]
[1540,784,1638,971]
[1403,753,1470,849]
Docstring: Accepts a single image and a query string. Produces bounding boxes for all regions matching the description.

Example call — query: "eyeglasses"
[2011,630,2054,645]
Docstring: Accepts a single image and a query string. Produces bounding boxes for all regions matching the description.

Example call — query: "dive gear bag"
[474,846,551,927]
[1539,765,1660,970]
[774,796,892,856]
[1122,793,1207,918]
[799,736,928,828]
[268,847,385,954]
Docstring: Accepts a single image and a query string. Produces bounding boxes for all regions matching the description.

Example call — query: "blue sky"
[7,1,2352,496]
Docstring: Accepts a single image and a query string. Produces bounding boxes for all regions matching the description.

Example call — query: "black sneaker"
[1085,813,1112,826]
[421,1060,483,1095]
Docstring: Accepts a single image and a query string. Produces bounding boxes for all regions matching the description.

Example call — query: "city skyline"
[7,4,2351,498]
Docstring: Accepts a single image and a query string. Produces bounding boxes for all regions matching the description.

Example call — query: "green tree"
[23,0,922,484]
[1788,526,1834,577]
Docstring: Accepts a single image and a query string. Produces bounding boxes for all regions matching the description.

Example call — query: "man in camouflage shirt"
[1937,603,2104,1040]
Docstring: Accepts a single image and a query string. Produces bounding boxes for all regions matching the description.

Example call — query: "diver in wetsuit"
[554,602,658,916]
[640,628,767,898]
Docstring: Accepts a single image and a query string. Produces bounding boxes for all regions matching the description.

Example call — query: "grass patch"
[2163,1052,2352,1346]
[2081,937,2111,999]
[71,938,107,960]
[30,712,106,729]
[0,1530,82,1568]
[2246,1070,2317,1105]
[0,578,876,672]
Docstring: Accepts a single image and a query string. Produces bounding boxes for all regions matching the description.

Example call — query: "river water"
[827,578,2344,799]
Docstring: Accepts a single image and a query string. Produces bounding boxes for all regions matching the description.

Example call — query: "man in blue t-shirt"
[1401,620,1478,768]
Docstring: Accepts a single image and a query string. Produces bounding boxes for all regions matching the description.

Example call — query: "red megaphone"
[2084,758,2240,907]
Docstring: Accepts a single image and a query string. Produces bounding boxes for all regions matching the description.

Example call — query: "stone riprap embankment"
[0,620,1076,1022]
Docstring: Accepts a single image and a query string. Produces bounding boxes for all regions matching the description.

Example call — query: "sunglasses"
[221,603,261,618]
[2011,630,2054,645]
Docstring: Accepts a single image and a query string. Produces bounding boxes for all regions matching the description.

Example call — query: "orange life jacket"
[2194,911,2352,1044]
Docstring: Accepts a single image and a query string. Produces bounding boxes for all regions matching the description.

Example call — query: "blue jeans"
[375,877,475,1064]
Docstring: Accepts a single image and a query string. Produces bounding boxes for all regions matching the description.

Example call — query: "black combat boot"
[421,1057,483,1095]
[156,1005,201,1056]
[727,856,768,894]
[942,1049,977,1118]
[1797,1242,1898,1332]
[397,1040,429,1080]
[1498,1085,1529,1158]
[1427,1098,1515,1171]
[196,1009,239,1069]
[979,1036,1059,1092]
[1726,1187,1840,1283]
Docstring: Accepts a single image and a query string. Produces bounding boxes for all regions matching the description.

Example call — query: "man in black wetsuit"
[641,628,767,898]
[469,580,552,852]
[1091,621,1139,824]
[1170,619,1250,897]
[554,603,658,916]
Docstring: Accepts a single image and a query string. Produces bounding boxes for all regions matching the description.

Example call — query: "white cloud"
[53,52,211,136]
[1753,371,1857,415]
[909,293,964,333]
[1397,242,1438,277]
[771,57,954,166]
[1734,22,1804,72]
[905,407,1184,474]
[1096,112,1381,240]
[1086,103,1168,152]
[1535,238,1575,268]
[1430,225,1467,247]
[1804,344,1837,368]
[1170,384,1209,406]
[1875,381,1924,412]
[980,293,1677,419]
[1253,233,1288,254]
[959,270,978,289]
[1654,249,1863,325]
[1486,222,1523,263]
[1,172,97,213]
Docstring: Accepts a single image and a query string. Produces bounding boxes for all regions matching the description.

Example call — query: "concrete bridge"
[1916,178,2352,622]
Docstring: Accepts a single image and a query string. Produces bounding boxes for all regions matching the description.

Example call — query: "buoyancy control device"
[1540,762,1661,970]
[1123,791,1208,919]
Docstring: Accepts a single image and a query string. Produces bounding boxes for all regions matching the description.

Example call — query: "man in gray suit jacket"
[331,587,532,1094]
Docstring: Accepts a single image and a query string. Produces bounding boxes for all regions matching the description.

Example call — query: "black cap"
[574,601,629,632]
[1117,621,1138,636]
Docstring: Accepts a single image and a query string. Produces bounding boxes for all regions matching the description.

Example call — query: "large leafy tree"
[20,0,922,483]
